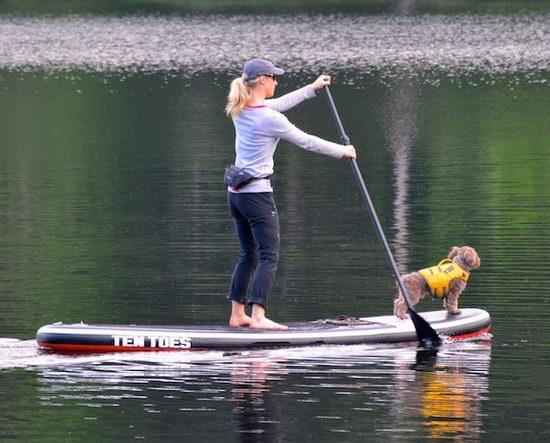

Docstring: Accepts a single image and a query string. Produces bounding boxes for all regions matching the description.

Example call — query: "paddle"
[324,86,441,348]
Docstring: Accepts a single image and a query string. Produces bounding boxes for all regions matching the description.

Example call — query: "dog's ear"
[448,246,460,260]
[460,247,481,269]
[468,248,481,269]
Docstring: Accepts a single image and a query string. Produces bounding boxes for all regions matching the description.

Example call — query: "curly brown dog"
[393,246,481,319]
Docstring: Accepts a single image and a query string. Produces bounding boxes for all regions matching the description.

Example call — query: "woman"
[226,58,356,330]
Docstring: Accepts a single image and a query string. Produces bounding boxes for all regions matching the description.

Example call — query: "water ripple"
[0,14,549,82]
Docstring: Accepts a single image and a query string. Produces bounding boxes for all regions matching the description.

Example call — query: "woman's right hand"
[343,145,357,159]
[311,75,331,91]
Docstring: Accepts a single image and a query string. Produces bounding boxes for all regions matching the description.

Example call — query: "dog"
[393,246,481,319]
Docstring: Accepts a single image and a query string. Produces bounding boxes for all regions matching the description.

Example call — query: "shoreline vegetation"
[1,0,550,15]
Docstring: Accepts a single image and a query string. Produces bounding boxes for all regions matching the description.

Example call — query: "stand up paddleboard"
[36,308,490,353]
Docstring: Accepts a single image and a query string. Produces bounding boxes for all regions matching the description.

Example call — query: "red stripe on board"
[446,326,492,341]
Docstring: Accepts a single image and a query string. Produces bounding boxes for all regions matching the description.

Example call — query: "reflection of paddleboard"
[36,308,491,353]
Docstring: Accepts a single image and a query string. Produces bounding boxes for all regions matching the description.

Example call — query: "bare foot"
[229,314,251,328]
[250,317,288,330]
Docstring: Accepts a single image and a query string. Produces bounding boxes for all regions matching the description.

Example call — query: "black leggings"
[227,192,280,308]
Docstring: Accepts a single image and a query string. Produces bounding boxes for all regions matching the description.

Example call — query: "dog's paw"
[393,299,409,320]
[449,309,462,316]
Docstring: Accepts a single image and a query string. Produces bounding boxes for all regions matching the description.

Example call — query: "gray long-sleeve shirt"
[229,85,347,193]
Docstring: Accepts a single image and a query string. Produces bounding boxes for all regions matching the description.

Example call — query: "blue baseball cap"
[243,58,285,82]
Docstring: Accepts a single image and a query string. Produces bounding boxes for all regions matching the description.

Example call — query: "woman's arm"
[265,85,316,113]
[267,112,355,159]
[265,75,332,113]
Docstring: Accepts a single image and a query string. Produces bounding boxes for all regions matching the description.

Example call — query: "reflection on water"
[390,348,486,440]
[0,341,488,441]
[230,358,284,440]
[386,80,419,269]
[0,14,549,82]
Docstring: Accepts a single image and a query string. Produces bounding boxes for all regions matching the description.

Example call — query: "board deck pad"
[36,308,491,353]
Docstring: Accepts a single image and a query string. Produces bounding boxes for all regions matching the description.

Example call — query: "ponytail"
[225,76,252,118]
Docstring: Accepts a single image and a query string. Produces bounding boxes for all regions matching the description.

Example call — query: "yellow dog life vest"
[418,259,469,299]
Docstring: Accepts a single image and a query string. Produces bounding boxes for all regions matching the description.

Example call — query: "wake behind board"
[36,308,491,353]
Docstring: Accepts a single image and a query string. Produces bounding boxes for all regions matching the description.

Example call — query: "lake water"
[1,11,550,442]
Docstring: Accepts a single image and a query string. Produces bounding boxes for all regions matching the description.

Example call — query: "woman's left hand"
[311,75,331,91]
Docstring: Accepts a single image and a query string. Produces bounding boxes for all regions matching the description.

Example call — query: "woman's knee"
[259,249,279,268]
[239,248,259,265]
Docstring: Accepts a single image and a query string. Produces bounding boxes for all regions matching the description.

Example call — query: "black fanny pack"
[224,165,272,190]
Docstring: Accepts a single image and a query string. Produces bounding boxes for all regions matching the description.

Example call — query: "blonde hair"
[225,76,254,118]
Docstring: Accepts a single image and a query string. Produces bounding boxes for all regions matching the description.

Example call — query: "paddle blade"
[409,310,442,348]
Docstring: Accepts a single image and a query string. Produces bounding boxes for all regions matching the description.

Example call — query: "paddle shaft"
[324,86,441,347]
